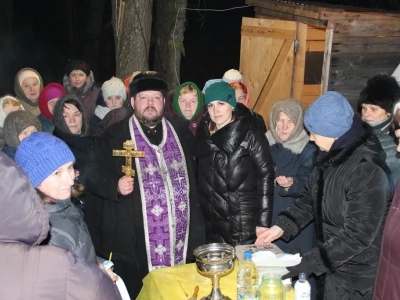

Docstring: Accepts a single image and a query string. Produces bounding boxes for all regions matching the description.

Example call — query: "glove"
[282,256,312,280]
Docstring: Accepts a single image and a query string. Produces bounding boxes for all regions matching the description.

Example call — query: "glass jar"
[259,274,285,300]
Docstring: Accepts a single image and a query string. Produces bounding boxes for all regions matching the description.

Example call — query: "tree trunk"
[153,0,187,89]
[111,0,153,79]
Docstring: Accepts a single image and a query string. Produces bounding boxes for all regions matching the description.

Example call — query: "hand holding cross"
[113,140,145,177]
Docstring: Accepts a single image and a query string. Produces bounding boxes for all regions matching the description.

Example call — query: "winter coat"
[0,152,121,300]
[275,123,392,300]
[266,130,317,255]
[373,182,400,299]
[63,71,100,118]
[194,103,274,245]
[91,106,132,136]
[85,116,205,297]
[43,199,97,264]
[370,117,400,186]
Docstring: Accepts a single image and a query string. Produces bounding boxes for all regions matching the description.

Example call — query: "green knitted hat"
[205,81,236,108]
[172,82,204,121]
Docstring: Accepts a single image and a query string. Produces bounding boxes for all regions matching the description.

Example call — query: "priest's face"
[132,90,165,127]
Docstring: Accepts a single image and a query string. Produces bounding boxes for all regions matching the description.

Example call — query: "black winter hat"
[358,74,400,114]
[65,60,91,77]
[129,71,168,99]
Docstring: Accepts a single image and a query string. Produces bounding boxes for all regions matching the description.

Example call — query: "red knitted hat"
[38,83,66,120]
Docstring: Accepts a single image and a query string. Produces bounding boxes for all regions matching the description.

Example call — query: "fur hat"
[15,132,75,188]
[305,91,353,138]
[269,98,305,143]
[0,95,24,127]
[129,71,168,98]
[205,81,236,108]
[358,74,400,114]
[101,77,127,101]
[3,111,42,148]
[39,83,66,120]
[52,94,90,136]
[65,60,91,76]
[222,69,244,83]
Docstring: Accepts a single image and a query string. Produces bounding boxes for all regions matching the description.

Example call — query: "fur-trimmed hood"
[63,71,95,95]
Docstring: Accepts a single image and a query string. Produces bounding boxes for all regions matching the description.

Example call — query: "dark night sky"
[0,0,398,94]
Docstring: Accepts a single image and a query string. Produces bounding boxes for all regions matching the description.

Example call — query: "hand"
[256,226,268,237]
[118,176,134,195]
[99,263,119,282]
[275,176,293,188]
[255,225,284,244]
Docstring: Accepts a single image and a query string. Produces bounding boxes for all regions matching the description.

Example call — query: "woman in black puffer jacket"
[194,81,274,246]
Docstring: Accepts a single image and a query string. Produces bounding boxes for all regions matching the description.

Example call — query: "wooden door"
[240,17,307,126]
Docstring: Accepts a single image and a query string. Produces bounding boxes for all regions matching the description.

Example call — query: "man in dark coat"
[256,91,392,300]
[86,71,205,299]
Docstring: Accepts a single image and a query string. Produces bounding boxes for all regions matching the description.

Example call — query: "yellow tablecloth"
[137,261,238,300]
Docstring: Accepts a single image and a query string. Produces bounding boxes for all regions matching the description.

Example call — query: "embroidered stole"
[129,116,190,271]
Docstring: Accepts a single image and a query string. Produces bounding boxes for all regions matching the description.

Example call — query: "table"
[137,261,238,300]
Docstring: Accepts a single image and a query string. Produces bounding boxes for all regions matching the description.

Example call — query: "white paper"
[252,251,302,267]
[114,273,131,300]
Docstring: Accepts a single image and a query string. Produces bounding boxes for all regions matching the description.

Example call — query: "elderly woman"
[373,102,400,299]
[195,81,274,245]
[358,74,400,185]
[14,68,43,116]
[266,99,316,253]
[266,98,317,298]
[63,60,100,118]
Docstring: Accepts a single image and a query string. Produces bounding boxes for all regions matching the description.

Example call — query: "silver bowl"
[193,243,235,300]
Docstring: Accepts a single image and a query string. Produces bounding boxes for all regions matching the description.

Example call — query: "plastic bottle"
[259,273,285,300]
[294,273,311,300]
[237,250,259,300]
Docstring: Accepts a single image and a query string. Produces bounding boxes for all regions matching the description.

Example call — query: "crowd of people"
[1,59,400,300]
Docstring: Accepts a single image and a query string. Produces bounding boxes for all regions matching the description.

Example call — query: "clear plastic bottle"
[294,273,311,300]
[259,273,285,300]
[237,250,259,300]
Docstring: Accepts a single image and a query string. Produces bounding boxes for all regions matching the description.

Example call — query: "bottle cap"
[298,272,307,279]
[244,250,252,260]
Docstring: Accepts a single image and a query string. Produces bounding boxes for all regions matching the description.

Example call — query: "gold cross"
[112,140,145,177]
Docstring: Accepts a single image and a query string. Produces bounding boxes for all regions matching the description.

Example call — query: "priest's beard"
[135,105,164,127]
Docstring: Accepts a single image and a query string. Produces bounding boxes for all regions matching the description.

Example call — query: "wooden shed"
[241,0,400,124]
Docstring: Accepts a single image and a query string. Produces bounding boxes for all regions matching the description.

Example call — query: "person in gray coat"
[15,132,97,264]
[358,74,400,186]
[0,151,121,299]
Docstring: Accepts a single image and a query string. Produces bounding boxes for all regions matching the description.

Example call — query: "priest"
[86,71,205,298]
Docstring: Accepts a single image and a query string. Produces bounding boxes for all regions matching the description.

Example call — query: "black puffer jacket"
[194,103,274,245]
[276,122,392,299]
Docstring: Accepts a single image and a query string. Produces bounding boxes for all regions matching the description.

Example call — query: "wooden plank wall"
[329,19,400,108]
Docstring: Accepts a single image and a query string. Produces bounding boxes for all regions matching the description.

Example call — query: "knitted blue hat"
[15,132,75,188]
[205,81,236,108]
[304,91,354,138]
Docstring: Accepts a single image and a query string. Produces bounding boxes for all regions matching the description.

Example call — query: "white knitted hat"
[18,70,41,86]
[101,77,127,101]
[222,69,244,83]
